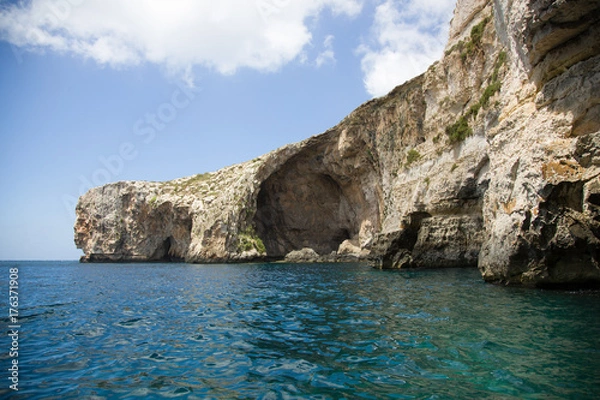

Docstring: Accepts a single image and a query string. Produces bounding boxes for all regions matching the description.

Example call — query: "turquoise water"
[1,261,599,399]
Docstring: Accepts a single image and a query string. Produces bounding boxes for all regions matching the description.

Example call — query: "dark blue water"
[1,261,599,399]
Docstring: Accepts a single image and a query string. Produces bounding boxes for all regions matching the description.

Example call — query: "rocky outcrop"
[75,0,600,287]
[283,248,321,263]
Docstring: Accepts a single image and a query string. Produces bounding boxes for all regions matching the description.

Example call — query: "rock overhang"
[250,128,382,260]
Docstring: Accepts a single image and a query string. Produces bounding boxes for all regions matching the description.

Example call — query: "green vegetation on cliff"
[445,16,491,61]
[238,226,266,254]
[446,50,507,144]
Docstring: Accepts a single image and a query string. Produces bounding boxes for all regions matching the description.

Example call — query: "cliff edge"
[75,0,600,287]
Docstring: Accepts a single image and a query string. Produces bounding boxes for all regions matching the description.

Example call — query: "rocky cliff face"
[75,0,600,287]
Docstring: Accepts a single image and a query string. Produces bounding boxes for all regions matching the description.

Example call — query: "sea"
[0,261,599,399]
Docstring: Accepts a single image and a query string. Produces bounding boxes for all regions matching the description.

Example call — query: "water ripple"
[1,261,599,399]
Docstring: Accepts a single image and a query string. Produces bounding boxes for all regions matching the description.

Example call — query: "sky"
[0,0,455,260]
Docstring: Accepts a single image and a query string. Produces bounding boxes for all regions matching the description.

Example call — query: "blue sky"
[0,0,454,260]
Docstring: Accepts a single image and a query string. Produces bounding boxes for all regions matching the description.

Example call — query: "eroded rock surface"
[75,0,600,287]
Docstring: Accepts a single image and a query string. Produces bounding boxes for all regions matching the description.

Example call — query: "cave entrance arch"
[254,170,357,258]
[252,131,383,259]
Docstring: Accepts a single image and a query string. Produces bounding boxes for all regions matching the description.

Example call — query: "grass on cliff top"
[169,172,213,193]
[183,173,212,185]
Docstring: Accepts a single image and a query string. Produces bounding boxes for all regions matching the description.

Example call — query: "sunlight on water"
[1,261,599,399]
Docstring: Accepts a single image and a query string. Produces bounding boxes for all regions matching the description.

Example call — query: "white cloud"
[0,0,364,84]
[358,0,455,98]
[326,0,364,16]
[315,34,336,67]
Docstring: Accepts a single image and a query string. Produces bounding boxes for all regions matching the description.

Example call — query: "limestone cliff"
[75,0,600,287]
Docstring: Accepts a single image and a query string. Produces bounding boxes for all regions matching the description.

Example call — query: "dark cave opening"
[153,236,184,262]
[254,170,357,258]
